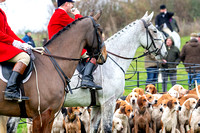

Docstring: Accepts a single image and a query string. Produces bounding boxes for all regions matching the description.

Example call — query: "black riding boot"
[81,62,102,90]
[4,62,29,100]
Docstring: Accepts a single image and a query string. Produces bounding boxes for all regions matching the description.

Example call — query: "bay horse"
[0,12,107,132]
[64,12,168,132]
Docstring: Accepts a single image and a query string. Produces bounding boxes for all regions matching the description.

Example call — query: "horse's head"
[85,11,107,65]
[140,12,167,60]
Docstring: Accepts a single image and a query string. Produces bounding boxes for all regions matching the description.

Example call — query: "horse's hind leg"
[32,108,54,133]
[90,106,101,133]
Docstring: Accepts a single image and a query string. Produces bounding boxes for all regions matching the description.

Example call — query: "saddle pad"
[0,61,33,83]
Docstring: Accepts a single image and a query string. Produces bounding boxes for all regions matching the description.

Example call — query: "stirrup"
[4,91,29,101]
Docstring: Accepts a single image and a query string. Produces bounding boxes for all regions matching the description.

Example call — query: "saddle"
[0,60,33,83]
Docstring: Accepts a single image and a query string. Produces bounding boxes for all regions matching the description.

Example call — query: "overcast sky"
[0,0,55,34]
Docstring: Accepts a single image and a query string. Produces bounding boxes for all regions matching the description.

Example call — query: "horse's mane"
[44,16,88,47]
[106,20,139,42]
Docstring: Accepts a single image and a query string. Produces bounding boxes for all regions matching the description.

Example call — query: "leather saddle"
[0,60,33,82]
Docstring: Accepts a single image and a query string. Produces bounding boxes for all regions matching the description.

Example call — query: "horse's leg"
[100,98,116,133]
[32,108,54,133]
[0,116,9,133]
[7,117,20,133]
[90,106,101,133]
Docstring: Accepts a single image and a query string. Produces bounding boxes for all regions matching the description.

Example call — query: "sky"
[0,0,55,34]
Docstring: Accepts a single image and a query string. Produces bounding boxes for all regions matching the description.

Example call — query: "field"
[16,36,190,132]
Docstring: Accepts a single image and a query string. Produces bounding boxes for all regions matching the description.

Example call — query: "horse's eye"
[153,30,157,33]
[150,96,152,98]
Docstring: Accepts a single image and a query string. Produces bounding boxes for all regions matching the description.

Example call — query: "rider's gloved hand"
[21,43,33,50]
[71,8,80,15]
[12,40,33,50]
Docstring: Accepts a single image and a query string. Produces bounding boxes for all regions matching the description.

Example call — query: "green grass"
[17,119,27,133]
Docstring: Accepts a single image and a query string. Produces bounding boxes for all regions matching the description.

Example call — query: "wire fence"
[125,60,200,92]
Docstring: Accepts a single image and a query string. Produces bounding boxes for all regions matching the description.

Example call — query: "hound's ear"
[120,106,126,114]
[167,100,173,109]
[93,10,102,21]
[185,100,191,110]
[153,87,157,94]
[125,95,130,103]
[115,102,121,111]
[141,11,148,19]
[145,86,147,91]
[89,9,95,16]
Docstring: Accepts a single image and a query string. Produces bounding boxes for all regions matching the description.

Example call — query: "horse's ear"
[89,9,95,16]
[93,10,102,21]
[141,11,148,19]
[146,12,154,22]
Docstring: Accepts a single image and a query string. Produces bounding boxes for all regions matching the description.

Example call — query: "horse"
[63,11,168,132]
[171,31,181,49]
[0,12,107,132]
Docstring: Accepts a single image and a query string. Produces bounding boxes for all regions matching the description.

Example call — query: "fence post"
[156,61,159,92]
[189,66,192,90]
[137,71,139,87]
[163,68,166,92]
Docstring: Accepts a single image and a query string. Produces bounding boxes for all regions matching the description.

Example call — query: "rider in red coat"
[0,0,32,100]
[48,0,102,90]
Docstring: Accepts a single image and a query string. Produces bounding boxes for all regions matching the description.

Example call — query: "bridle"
[141,19,164,56]
[107,19,165,60]
[107,19,165,75]
[87,16,105,62]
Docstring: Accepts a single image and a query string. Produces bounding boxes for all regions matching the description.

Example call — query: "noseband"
[141,19,164,56]
[88,16,105,60]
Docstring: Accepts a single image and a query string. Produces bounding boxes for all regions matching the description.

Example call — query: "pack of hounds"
[4,84,200,133]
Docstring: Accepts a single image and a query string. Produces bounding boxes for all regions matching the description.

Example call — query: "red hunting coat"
[47,8,86,55]
[0,8,24,62]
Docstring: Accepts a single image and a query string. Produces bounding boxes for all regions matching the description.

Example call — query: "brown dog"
[133,95,153,133]
[63,107,81,133]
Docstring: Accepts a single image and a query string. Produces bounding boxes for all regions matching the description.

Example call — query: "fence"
[125,60,200,92]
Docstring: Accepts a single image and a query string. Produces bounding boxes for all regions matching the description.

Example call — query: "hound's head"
[125,92,139,106]
[67,107,81,121]
[145,84,157,94]
[132,87,145,95]
[112,117,124,131]
[115,100,129,111]
[145,93,157,105]
[160,98,181,112]
[119,104,134,119]
[183,98,197,110]
[137,95,148,110]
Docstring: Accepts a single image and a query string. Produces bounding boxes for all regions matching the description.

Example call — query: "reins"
[107,19,164,75]
[107,50,150,60]
[32,48,85,61]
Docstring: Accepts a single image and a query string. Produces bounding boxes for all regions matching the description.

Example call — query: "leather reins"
[107,19,164,74]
